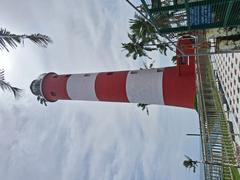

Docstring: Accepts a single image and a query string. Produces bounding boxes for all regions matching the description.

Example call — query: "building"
[212,53,240,134]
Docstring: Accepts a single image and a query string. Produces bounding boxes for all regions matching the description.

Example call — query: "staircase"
[196,36,238,180]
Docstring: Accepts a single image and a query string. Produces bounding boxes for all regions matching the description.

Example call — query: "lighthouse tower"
[30,37,196,109]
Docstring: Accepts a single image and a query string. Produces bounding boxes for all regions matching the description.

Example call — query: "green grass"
[194,95,198,112]
[232,167,240,180]
[204,57,240,179]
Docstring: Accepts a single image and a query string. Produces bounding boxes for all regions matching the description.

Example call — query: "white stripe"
[126,69,164,104]
[66,74,98,101]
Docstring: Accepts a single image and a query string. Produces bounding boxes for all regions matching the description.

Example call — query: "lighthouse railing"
[196,33,239,179]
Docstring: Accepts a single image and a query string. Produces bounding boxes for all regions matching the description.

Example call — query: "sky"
[0,0,200,180]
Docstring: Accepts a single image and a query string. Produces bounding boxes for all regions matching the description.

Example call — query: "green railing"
[196,35,240,179]
[141,0,240,34]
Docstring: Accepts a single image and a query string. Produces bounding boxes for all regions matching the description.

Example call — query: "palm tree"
[122,33,168,60]
[183,155,199,173]
[122,33,153,60]
[129,14,158,43]
[0,28,52,51]
[122,11,177,61]
[0,28,52,98]
[0,69,22,98]
[183,155,240,173]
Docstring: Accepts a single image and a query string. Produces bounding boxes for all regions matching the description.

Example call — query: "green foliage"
[37,95,47,106]
[0,29,21,51]
[0,28,52,99]
[0,69,23,98]
[156,43,167,55]
[122,33,152,60]
[231,167,240,180]
[122,13,170,60]
[137,103,149,115]
[25,34,52,47]
[183,155,198,173]
[129,14,158,43]
[171,55,177,64]
[183,154,240,176]
[0,28,52,52]
[194,96,198,112]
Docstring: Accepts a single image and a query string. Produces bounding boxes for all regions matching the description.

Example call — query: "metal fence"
[195,35,238,179]
[140,0,240,34]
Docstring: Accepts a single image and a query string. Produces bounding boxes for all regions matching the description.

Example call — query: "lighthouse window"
[157,68,163,72]
[51,92,56,97]
[130,71,137,74]
[106,72,114,75]
[84,74,90,77]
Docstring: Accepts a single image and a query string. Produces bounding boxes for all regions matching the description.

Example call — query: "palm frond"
[183,155,199,173]
[0,28,21,51]
[184,155,192,160]
[0,80,23,99]
[0,69,5,81]
[26,34,53,47]
[146,108,149,116]
[0,28,52,51]
[137,103,150,115]
[171,56,177,64]
[37,95,47,106]
[149,63,153,68]
[143,63,148,69]
[183,160,191,168]
[0,69,23,98]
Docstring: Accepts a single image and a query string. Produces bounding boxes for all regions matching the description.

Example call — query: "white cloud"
[0,0,200,180]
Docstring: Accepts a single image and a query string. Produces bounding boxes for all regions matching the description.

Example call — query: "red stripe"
[42,73,71,102]
[176,37,195,76]
[162,67,196,108]
[95,71,129,102]
[162,37,196,108]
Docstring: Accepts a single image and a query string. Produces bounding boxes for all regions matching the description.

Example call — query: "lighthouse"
[30,37,196,109]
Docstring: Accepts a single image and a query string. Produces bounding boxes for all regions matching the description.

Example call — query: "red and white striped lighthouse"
[30,66,196,108]
[30,37,196,109]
